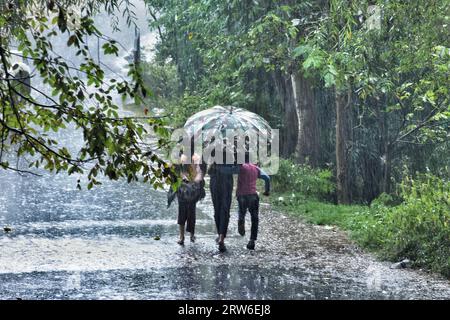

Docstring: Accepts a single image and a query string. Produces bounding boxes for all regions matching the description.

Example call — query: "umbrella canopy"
[183,105,272,143]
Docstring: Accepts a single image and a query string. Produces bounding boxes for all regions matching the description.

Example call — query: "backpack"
[167,180,205,208]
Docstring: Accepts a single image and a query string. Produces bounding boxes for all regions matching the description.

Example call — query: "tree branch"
[0,164,42,176]
[147,6,164,41]
[392,107,443,147]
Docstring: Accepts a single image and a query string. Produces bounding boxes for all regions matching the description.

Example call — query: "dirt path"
[243,202,450,299]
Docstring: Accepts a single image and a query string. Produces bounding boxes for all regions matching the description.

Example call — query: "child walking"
[236,162,270,250]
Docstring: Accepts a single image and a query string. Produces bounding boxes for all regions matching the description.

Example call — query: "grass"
[270,189,450,279]
[270,192,367,230]
[269,191,386,254]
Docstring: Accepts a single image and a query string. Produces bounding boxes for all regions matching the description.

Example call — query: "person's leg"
[216,191,226,249]
[178,225,185,245]
[214,197,223,239]
[210,177,221,237]
[177,202,188,245]
[247,194,259,250]
[186,202,196,242]
[237,195,247,236]
[219,183,232,238]
[217,197,227,251]
[218,178,233,252]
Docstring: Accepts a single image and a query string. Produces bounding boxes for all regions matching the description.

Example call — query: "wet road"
[1,171,450,300]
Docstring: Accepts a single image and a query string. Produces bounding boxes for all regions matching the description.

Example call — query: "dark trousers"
[237,194,259,241]
[210,174,233,237]
[178,201,196,233]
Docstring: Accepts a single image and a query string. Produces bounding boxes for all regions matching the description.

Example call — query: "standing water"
[1,1,450,300]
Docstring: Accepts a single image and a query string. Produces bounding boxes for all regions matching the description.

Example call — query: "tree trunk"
[380,95,391,195]
[291,71,319,166]
[382,144,392,194]
[272,71,298,158]
[335,88,352,204]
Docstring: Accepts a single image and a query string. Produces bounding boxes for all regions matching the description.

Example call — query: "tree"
[146,0,327,164]
[144,0,449,203]
[295,0,450,202]
[0,0,177,189]
[294,0,359,203]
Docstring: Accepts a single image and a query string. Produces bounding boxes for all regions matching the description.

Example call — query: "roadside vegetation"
[271,159,450,278]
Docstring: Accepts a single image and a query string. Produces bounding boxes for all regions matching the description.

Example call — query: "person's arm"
[192,153,204,183]
[193,164,204,183]
[258,168,270,195]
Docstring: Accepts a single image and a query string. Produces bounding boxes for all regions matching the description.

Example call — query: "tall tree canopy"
[145,0,449,203]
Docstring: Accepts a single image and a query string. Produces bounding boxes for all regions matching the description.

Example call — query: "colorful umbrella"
[183,105,272,144]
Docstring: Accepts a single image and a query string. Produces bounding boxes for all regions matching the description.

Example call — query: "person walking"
[235,162,270,250]
[208,151,270,251]
[208,161,235,252]
[168,153,205,245]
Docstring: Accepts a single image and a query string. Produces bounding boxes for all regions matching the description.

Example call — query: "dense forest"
[143,0,449,204]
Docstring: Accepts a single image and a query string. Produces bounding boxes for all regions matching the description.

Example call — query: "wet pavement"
[1,172,450,300]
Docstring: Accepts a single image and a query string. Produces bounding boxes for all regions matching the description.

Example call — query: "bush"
[352,174,450,277]
[272,170,450,278]
[272,158,335,200]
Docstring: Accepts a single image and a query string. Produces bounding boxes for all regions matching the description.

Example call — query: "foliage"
[275,173,450,278]
[0,0,177,189]
[140,60,180,110]
[273,195,366,228]
[166,93,210,129]
[138,59,213,129]
[271,158,335,200]
[360,174,450,277]
[145,0,322,126]
[146,0,450,202]
[295,0,450,197]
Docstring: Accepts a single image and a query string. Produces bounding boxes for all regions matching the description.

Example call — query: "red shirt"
[236,163,260,196]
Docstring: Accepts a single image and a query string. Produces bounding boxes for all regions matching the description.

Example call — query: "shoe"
[218,242,227,252]
[238,219,245,236]
[247,240,255,250]
[177,239,185,245]
[190,235,196,243]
